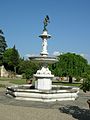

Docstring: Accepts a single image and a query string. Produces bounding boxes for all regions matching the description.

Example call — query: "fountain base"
[6,84,79,102]
[34,66,54,90]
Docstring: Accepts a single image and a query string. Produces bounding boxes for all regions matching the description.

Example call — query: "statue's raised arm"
[43,15,50,31]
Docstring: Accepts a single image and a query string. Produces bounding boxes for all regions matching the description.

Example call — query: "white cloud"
[25,54,31,57]
[25,53,39,57]
[80,53,85,57]
[79,53,90,63]
[84,54,90,63]
[53,51,61,56]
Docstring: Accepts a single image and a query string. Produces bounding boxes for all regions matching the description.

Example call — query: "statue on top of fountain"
[43,15,50,31]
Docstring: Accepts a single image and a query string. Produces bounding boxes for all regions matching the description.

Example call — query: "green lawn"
[0,77,81,87]
[0,77,26,85]
[0,84,6,88]
[10,79,26,84]
[0,77,12,81]
[52,81,81,87]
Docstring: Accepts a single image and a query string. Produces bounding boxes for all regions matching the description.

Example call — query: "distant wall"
[0,65,9,77]
[0,65,22,78]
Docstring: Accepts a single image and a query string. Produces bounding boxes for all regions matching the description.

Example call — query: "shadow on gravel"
[59,105,90,120]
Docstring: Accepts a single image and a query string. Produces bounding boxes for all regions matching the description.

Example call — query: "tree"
[80,74,90,109]
[86,64,90,75]
[18,59,39,74]
[80,75,90,92]
[18,59,39,79]
[0,29,7,65]
[24,69,34,79]
[51,53,88,83]
[3,45,20,72]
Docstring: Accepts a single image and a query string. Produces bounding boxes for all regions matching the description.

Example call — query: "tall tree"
[18,59,39,78]
[0,29,7,65]
[51,53,88,83]
[24,62,39,79]
[3,45,20,72]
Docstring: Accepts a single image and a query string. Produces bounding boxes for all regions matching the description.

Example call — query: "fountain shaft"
[39,30,51,57]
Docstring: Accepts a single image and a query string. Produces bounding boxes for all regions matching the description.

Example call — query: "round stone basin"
[29,56,58,64]
[6,84,79,93]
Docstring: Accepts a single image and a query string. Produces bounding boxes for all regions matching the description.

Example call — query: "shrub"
[80,75,90,92]
[24,69,33,80]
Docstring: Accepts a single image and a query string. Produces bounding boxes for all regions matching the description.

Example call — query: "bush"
[80,75,90,92]
[24,69,33,80]
[75,76,82,82]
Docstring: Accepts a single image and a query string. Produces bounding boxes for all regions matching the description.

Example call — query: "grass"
[0,84,6,88]
[0,77,81,87]
[0,77,26,85]
[0,77,12,81]
[52,81,81,87]
[10,79,26,84]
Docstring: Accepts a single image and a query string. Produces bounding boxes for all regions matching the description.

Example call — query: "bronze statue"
[0,29,4,34]
[43,15,50,31]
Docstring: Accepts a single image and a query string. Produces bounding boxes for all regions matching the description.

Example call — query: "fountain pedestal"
[34,67,54,90]
[35,77,52,90]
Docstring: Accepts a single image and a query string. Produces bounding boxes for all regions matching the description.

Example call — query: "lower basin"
[6,84,79,102]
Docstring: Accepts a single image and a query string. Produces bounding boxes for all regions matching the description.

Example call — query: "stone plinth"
[34,67,54,90]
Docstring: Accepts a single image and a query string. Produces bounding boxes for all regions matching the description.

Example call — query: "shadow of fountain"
[59,105,90,120]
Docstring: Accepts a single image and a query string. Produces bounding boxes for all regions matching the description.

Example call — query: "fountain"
[6,16,79,102]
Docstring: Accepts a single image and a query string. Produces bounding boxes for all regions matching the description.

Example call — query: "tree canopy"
[0,30,7,64]
[3,45,20,72]
[18,59,39,79]
[51,53,88,78]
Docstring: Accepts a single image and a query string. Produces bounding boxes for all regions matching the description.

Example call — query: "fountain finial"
[43,15,50,31]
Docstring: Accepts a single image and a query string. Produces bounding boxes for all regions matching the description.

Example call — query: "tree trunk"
[69,76,72,83]
[87,99,90,109]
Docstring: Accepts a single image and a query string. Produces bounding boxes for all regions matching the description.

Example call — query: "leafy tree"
[0,29,7,65]
[3,45,20,72]
[79,64,90,108]
[24,69,34,79]
[51,53,88,83]
[80,75,90,92]
[86,64,90,75]
[18,59,39,79]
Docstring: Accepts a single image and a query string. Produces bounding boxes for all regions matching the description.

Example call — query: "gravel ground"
[0,88,90,120]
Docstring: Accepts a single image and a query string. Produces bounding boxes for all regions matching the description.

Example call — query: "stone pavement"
[0,88,90,120]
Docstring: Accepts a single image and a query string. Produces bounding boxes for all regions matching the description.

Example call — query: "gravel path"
[0,103,76,120]
[0,88,90,120]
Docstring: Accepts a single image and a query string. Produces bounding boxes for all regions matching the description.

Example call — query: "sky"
[0,0,90,62]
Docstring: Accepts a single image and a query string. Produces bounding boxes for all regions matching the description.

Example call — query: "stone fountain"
[6,16,79,102]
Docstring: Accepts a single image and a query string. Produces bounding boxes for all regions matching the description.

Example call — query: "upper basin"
[29,56,58,64]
